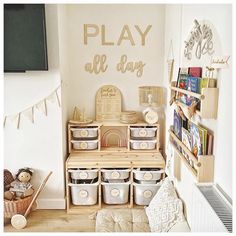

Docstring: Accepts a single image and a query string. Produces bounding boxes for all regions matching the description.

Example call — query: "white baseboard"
[37,198,66,209]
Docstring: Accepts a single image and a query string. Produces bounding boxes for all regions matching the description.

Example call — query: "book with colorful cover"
[188,76,200,93]
[185,76,200,106]
[182,127,192,162]
[199,78,217,92]
[177,74,188,104]
[173,110,182,152]
[188,121,208,157]
[198,125,208,155]
[174,109,182,140]
[188,121,202,157]
[188,67,202,77]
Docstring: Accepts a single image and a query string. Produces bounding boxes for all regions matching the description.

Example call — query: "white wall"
[60,4,166,149]
[62,4,165,117]
[4,5,65,209]
[164,4,232,228]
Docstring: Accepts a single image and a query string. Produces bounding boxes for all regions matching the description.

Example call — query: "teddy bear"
[4,169,15,200]
[8,167,34,199]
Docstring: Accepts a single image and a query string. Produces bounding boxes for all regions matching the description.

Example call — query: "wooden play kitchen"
[65,85,165,213]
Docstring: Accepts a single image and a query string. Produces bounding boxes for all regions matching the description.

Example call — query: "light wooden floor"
[4,210,96,232]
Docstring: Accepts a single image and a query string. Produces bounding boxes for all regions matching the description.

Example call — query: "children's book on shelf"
[174,109,182,140]
[188,122,201,157]
[198,125,207,155]
[188,67,202,77]
[186,76,200,106]
[173,110,183,151]
[188,76,200,93]
[182,127,192,164]
[199,78,217,93]
[188,121,208,157]
[207,133,214,155]
[180,67,189,75]
[177,74,189,104]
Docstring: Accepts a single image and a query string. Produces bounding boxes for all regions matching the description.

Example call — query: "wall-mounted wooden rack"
[170,81,219,119]
[169,129,214,183]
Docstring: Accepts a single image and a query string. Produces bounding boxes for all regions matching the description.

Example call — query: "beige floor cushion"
[95,208,150,232]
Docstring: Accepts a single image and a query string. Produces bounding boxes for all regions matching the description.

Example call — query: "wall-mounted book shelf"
[169,129,214,183]
[170,81,219,119]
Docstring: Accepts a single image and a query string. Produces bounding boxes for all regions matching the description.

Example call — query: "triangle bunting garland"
[4,84,61,129]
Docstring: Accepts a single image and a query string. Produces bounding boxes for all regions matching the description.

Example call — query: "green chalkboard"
[4,4,48,72]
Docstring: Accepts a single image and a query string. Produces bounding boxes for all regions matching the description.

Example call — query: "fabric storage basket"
[101,169,130,180]
[71,140,98,150]
[101,181,130,204]
[130,140,156,150]
[68,169,98,180]
[68,181,99,205]
[130,127,157,138]
[4,195,33,218]
[133,182,161,205]
[71,127,98,139]
[133,168,164,181]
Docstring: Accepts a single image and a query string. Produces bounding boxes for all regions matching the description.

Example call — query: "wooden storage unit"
[66,121,165,213]
[68,121,160,153]
[170,81,219,119]
[169,129,214,183]
[66,152,165,213]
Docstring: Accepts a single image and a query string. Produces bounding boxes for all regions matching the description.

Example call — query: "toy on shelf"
[8,168,34,200]
[69,106,93,125]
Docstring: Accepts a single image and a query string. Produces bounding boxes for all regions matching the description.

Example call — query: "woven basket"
[4,195,33,218]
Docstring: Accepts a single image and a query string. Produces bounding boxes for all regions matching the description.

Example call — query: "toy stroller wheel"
[11,214,27,229]
[32,201,38,211]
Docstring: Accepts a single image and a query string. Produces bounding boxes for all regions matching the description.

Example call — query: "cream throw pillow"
[145,177,185,232]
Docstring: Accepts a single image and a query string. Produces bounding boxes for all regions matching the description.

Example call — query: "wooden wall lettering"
[117,55,145,78]
[84,24,152,46]
[211,55,230,69]
[84,54,145,77]
[83,24,152,77]
[84,55,108,74]
[184,19,214,60]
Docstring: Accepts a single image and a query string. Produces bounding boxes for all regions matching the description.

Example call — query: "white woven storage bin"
[101,169,130,180]
[133,182,161,205]
[71,140,98,150]
[68,169,98,180]
[69,181,99,205]
[71,127,98,139]
[130,127,157,138]
[130,140,156,150]
[101,181,130,204]
[133,168,164,181]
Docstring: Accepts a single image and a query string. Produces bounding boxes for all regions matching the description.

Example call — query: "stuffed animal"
[4,169,15,200]
[9,168,34,199]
